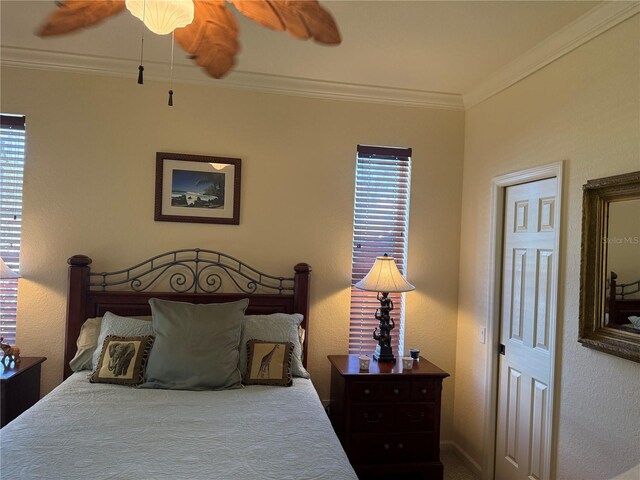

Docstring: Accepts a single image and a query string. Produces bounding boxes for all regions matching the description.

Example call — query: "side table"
[328,354,449,479]
[1,356,47,427]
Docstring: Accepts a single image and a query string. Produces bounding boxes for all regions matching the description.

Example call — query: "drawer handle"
[363,412,382,423]
[393,388,399,394]
[421,388,428,394]
[364,388,371,395]
[407,412,425,423]
[397,443,404,450]
[383,443,390,451]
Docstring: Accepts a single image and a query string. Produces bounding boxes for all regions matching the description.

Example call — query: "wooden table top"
[0,357,46,382]
[328,354,449,378]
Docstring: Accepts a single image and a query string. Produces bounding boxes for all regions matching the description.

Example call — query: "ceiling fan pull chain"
[168,31,175,106]
[137,0,147,85]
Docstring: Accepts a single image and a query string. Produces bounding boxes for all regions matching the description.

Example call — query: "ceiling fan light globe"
[126,0,195,35]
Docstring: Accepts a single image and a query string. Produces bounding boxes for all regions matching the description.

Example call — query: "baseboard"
[440,441,482,478]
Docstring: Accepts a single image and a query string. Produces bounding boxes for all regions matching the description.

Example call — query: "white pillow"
[239,313,309,378]
[69,314,155,372]
[91,312,154,370]
[69,317,102,372]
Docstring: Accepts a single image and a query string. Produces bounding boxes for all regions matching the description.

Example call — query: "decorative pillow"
[90,335,154,386]
[244,340,294,387]
[141,298,249,391]
[92,313,154,370]
[240,313,309,379]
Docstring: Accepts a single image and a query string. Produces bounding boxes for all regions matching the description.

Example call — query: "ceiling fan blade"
[231,0,341,45]
[229,1,285,32]
[174,0,240,79]
[37,0,126,36]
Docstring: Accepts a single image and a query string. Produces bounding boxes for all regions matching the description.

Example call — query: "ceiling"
[1,1,630,107]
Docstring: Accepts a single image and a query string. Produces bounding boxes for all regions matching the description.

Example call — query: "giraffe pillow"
[239,313,309,379]
[243,340,294,387]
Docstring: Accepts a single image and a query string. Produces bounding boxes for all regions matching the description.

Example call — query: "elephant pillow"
[91,312,154,371]
[90,335,154,386]
[244,340,294,387]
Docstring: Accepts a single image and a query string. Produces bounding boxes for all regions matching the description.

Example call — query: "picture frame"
[154,152,241,225]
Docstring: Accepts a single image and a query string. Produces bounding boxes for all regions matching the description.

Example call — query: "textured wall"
[455,15,640,479]
[1,66,464,439]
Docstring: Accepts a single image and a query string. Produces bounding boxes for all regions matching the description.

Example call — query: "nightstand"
[328,354,449,480]
[1,356,46,427]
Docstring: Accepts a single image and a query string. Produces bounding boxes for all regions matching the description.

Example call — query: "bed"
[0,249,358,480]
[607,271,640,332]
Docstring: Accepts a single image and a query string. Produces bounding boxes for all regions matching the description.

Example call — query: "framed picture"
[155,152,241,225]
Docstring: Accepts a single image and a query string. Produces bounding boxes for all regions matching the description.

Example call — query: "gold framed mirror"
[579,171,640,362]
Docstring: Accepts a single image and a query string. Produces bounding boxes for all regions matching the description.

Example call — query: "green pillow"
[142,298,249,391]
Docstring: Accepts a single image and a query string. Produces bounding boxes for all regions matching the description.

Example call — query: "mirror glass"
[580,171,640,362]
[605,198,640,332]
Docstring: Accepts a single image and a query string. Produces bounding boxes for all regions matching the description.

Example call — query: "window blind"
[0,115,26,344]
[349,145,412,356]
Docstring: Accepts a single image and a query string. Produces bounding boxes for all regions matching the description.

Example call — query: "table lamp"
[0,257,20,279]
[354,254,414,362]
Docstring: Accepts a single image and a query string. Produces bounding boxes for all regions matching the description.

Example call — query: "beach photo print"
[155,152,241,225]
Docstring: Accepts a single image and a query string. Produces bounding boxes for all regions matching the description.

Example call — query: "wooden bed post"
[294,263,311,368]
[64,255,91,379]
[609,271,617,324]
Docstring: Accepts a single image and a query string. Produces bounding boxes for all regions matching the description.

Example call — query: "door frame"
[482,161,563,480]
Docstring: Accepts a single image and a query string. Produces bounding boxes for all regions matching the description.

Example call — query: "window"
[349,144,412,356]
[0,115,26,344]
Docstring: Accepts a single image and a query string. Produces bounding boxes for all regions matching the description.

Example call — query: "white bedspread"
[0,373,357,480]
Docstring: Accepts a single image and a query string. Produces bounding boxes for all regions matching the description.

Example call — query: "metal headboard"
[89,248,293,294]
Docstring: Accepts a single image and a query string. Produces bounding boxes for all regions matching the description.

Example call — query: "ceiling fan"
[37,0,342,80]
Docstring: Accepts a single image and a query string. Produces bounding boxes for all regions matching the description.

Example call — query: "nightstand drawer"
[352,403,437,433]
[350,382,381,401]
[350,381,411,402]
[349,433,438,464]
[394,403,437,432]
[411,380,438,401]
[380,381,410,401]
[352,404,393,432]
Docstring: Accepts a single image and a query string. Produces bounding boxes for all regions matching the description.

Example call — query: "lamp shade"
[355,255,414,293]
[126,0,195,35]
[0,257,20,279]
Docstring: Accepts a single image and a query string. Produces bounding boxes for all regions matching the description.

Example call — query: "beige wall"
[455,14,640,480]
[1,66,464,439]
[7,14,635,475]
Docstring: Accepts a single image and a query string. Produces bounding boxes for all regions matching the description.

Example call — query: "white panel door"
[495,178,558,480]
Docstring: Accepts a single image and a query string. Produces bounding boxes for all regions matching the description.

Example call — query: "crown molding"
[5,2,632,113]
[464,1,640,109]
[0,46,464,111]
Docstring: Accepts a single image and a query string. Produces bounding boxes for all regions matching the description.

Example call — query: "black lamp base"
[373,344,396,363]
